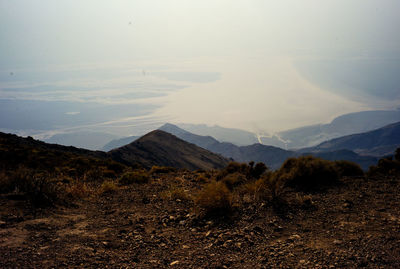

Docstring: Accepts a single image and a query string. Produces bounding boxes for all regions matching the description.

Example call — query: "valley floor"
[1,173,400,268]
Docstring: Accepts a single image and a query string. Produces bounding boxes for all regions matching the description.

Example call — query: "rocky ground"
[1,172,399,268]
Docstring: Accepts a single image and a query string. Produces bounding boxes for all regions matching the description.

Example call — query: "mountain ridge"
[109,130,230,170]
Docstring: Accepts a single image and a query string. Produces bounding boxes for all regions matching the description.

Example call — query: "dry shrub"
[150,166,176,174]
[395,148,400,161]
[248,161,268,179]
[0,168,63,206]
[217,161,268,182]
[221,172,247,190]
[84,168,103,181]
[162,185,191,201]
[216,162,248,180]
[119,170,150,185]
[240,177,271,201]
[100,180,118,193]
[295,193,315,209]
[66,180,89,198]
[0,170,13,193]
[273,156,339,191]
[194,181,232,216]
[195,174,210,184]
[367,154,400,178]
[334,160,364,177]
[102,169,117,179]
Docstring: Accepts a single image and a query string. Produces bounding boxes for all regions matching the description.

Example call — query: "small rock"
[170,260,179,266]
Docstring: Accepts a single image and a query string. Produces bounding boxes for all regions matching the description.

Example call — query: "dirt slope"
[1,172,399,268]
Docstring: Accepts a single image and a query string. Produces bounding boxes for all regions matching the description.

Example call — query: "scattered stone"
[170,260,179,266]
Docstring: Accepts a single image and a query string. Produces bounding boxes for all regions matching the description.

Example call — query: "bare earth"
[1,173,399,268]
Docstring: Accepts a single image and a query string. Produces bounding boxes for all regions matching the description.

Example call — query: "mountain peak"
[110,129,229,170]
[158,123,189,136]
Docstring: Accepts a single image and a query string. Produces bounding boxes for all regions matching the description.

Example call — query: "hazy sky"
[1,0,399,136]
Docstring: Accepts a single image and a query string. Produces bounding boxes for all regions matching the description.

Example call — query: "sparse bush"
[23,172,62,207]
[295,193,315,209]
[250,162,268,179]
[162,186,191,201]
[240,177,271,201]
[66,180,89,198]
[221,172,247,190]
[100,180,118,193]
[217,161,268,182]
[334,160,364,177]
[273,156,340,191]
[0,171,13,193]
[106,161,126,174]
[150,166,176,174]
[0,168,63,206]
[194,181,232,217]
[367,153,400,178]
[84,168,103,181]
[102,169,117,179]
[195,174,210,184]
[395,148,400,162]
[119,170,150,185]
[216,162,248,180]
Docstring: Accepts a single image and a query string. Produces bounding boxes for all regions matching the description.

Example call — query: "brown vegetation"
[119,170,150,185]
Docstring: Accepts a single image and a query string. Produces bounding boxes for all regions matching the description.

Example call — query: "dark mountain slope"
[109,130,229,170]
[0,132,121,175]
[0,132,108,160]
[303,121,400,157]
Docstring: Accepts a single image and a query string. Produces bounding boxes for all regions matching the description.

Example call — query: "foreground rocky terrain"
[1,170,399,268]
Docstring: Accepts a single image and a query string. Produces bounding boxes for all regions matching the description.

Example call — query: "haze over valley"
[1,0,400,142]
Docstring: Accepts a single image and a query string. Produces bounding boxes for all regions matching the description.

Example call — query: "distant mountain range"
[44,131,119,151]
[41,110,400,152]
[301,121,400,157]
[159,123,380,170]
[109,130,229,170]
[102,136,139,151]
[21,109,400,171]
[176,123,259,146]
[277,109,400,149]
[6,117,399,171]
